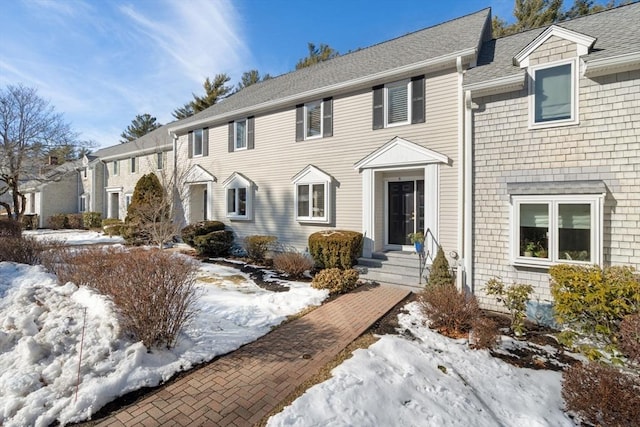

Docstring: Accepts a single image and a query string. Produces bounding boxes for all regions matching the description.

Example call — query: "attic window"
[529,60,578,128]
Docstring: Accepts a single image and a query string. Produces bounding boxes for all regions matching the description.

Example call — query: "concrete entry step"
[357,250,427,290]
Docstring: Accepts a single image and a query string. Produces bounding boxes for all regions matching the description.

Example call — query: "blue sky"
[0,0,585,149]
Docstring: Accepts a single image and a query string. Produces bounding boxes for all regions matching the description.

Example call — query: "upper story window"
[295,98,333,141]
[228,117,254,152]
[112,160,119,176]
[529,60,578,128]
[292,165,332,224]
[222,172,253,220]
[188,128,208,158]
[511,193,602,267]
[156,152,163,170]
[130,157,136,174]
[373,76,425,130]
[235,119,247,150]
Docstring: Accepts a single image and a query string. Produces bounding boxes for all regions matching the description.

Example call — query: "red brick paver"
[94,284,410,427]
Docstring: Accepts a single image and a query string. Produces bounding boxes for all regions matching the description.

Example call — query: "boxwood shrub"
[181,221,226,247]
[193,230,234,257]
[308,230,363,270]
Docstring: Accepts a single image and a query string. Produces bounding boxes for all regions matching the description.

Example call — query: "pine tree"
[191,73,233,113]
[120,113,161,144]
[295,43,339,69]
[236,69,271,91]
[513,0,562,30]
[172,102,194,120]
[428,247,454,287]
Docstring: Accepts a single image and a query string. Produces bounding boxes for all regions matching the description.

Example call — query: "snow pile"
[0,258,327,426]
[268,302,573,427]
[23,229,125,245]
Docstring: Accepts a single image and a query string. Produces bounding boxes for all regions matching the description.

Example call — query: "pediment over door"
[185,164,216,184]
[354,136,450,171]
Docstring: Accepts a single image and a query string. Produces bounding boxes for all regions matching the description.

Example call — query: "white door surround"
[354,137,450,258]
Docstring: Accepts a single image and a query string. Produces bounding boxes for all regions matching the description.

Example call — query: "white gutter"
[463,90,474,293]
[462,73,525,98]
[98,143,173,162]
[168,48,478,134]
[583,52,640,78]
[456,56,465,291]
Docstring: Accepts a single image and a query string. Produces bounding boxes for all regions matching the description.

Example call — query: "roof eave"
[583,52,640,78]
[464,72,526,97]
[168,48,478,134]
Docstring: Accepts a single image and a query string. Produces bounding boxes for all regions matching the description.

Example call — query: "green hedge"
[181,221,226,247]
[83,212,102,229]
[550,264,640,357]
[193,230,233,256]
[311,268,360,294]
[308,230,363,269]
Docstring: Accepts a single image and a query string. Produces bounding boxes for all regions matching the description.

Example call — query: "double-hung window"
[292,165,332,223]
[529,60,577,127]
[79,194,88,212]
[372,75,425,129]
[512,194,602,266]
[223,172,253,220]
[156,152,163,170]
[295,99,333,141]
[235,119,247,150]
[112,160,119,176]
[193,129,204,156]
[125,193,132,210]
[130,157,136,174]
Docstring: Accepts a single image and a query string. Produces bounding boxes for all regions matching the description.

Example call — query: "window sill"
[384,121,410,129]
[528,118,579,130]
[513,257,595,269]
[296,217,330,224]
[227,214,250,221]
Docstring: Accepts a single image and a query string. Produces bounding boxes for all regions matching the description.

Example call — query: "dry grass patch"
[257,332,380,426]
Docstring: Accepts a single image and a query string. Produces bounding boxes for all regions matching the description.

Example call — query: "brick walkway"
[94,284,411,427]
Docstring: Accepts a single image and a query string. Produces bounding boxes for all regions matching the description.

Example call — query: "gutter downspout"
[464,90,474,293]
[456,57,465,291]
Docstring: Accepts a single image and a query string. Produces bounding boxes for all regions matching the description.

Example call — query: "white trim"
[528,58,579,129]
[583,51,640,78]
[384,79,411,128]
[464,73,526,98]
[193,128,204,157]
[383,174,425,251]
[362,169,375,257]
[292,165,332,224]
[303,100,323,140]
[222,172,253,220]
[510,194,603,268]
[185,164,216,185]
[167,48,477,133]
[514,25,596,68]
[98,145,172,162]
[354,136,450,170]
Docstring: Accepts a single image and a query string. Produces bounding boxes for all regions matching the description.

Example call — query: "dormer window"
[530,60,578,128]
[292,165,332,224]
[223,172,253,220]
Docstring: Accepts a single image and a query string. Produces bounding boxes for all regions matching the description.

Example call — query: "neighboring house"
[22,159,84,228]
[89,125,173,220]
[463,3,640,311]
[167,8,492,279]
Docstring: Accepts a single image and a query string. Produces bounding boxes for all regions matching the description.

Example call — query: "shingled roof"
[92,124,174,161]
[465,2,640,86]
[169,8,491,132]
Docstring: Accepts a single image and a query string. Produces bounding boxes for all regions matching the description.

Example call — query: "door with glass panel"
[387,180,425,247]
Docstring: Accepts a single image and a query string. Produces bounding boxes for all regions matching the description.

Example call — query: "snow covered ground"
[267,302,575,427]
[23,229,125,246]
[2,230,576,426]
[0,231,327,426]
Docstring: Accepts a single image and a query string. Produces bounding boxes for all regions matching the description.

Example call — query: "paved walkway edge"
[94,284,411,427]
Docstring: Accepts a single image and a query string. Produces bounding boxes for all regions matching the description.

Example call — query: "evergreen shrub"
[550,264,640,354]
[83,211,102,229]
[484,278,533,336]
[428,247,453,286]
[102,218,124,236]
[21,214,38,230]
[311,268,359,294]
[193,230,233,257]
[181,221,226,247]
[308,230,363,270]
[47,213,68,229]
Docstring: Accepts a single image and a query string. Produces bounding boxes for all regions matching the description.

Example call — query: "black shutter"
[372,85,384,130]
[411,75,425,124]
[295,104,304,141]
[203,127,209,157]
[188,131,193,158]
[322,97,333,138]
[247,116,255,150]
[228,122,234,152]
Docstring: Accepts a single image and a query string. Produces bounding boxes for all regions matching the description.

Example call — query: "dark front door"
[388,181,415,245]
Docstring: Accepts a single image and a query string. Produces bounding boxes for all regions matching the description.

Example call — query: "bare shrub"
[420,284,480,337]
[562,362,640,426]
[311,268,360,294]
[273,251,314,279]
[619,313,640,363]
[0,236,61,265]
[48,247,199,349]
[0,219,22,237]
[469,317,499,350]
[244,235,277,263]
